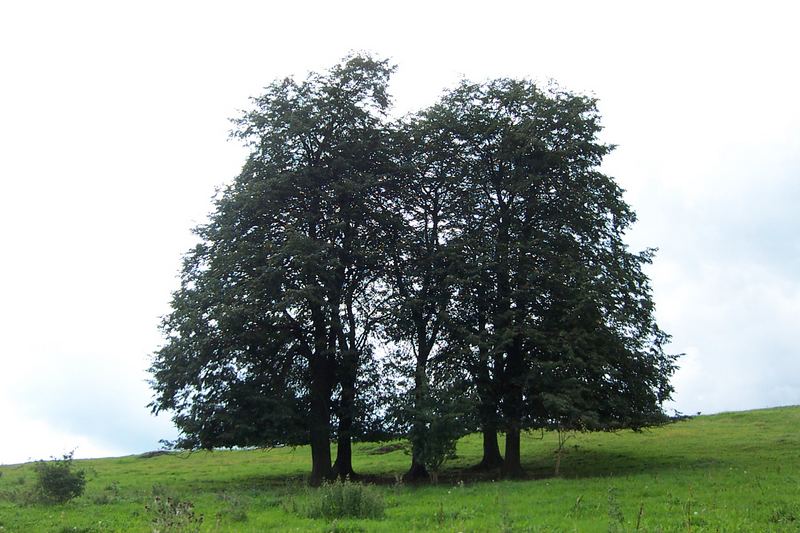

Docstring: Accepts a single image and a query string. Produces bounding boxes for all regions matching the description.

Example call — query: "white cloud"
[0,405,123,465]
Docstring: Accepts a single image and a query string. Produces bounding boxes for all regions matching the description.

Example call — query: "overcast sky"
[1,1,798,465]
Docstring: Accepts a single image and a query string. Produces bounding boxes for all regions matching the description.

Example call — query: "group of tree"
[149,55,677,485]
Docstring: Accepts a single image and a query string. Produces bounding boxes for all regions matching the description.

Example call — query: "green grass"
[2,406,799,531]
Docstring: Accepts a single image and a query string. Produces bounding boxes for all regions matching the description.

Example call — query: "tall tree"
[151,65,676,485]
[437,79,676,476]
[150,55,395,484]
[383,114,470,481]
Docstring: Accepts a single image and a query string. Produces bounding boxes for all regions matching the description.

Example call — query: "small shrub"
[146,494,203,533]
[32,451,86,504]
[301,480,385,520]
[406,389,466,483]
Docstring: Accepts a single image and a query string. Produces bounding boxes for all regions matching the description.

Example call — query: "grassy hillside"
[1,406,799,531]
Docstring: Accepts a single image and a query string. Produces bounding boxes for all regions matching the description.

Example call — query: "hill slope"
[1,406,799,531]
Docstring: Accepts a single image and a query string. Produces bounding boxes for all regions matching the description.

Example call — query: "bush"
[146,493,203,533]
[299,480,385,520]
[406,388,466,482]
[32,451,86,504]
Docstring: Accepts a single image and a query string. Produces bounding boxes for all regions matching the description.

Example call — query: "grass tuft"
[290,480,385,520]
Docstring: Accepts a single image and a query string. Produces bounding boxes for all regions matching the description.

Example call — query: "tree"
[381,113,472,481]
[150,62,676,485]
[434,79,676,476]
[150,55,395,485]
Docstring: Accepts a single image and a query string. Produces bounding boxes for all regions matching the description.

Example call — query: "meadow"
[1,406,798,532]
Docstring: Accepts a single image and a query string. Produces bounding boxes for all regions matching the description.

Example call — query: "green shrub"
[405,388,466,482]
[32,451,86,504]
[146,493,204,533]
[300,480,385,520]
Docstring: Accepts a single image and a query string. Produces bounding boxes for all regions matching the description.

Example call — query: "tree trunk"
[309,353,334,486]
[502,425,524,478]
[309,425,333,486]
[404,454,430,482]
[404,343,431,483]
[333,368,357,480]
[501,335,524,479]
[306,218,335,486]
[473,353,504,470]
[333,283,360,480]
[333,433,356,480]
[473,427,504,470]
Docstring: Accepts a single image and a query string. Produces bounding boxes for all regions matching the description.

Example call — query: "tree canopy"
[150,55,677,484]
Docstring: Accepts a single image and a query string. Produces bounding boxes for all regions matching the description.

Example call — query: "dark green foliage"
[382,109,474,480]
[419,79,676,474]
[404,385,467,482]
[32,451,86,504]
[150,54,397,483]
[149,55,676,485]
